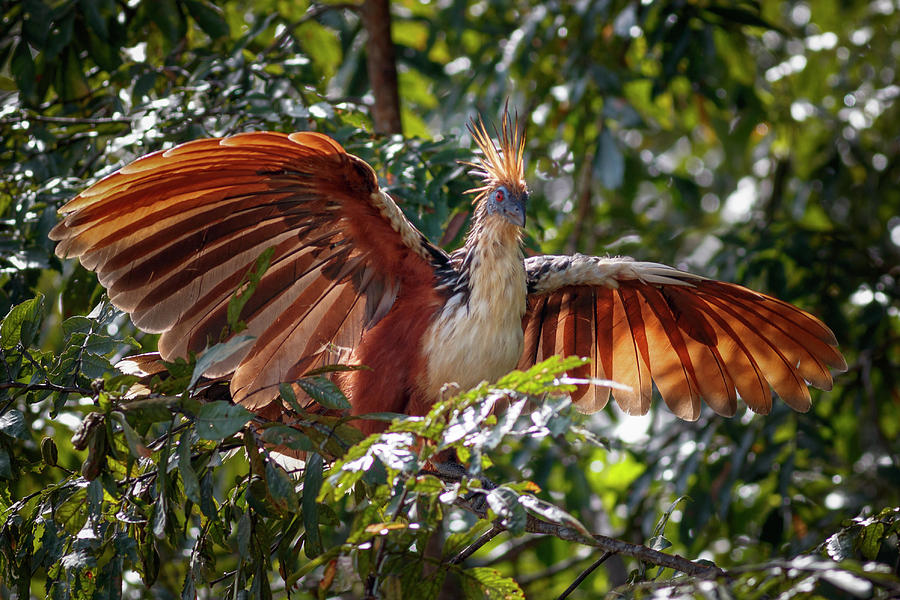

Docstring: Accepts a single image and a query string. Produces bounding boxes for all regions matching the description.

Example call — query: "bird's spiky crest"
[464,108,526,204]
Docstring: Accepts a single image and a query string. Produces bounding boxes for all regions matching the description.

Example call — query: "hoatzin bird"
[49,114,846,436]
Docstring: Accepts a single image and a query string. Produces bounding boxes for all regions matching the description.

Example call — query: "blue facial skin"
[487,185,526,227]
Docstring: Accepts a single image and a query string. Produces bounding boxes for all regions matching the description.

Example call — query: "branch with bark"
[442,490,724,597]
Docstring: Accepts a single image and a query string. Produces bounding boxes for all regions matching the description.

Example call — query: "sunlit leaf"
[1,295,43,349]
[0,409,28,440]
[460,567,525,600]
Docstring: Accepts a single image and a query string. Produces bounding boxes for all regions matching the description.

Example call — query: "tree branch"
[450,497,724,580]
[3,112,133,126]
[362,0,402,134]
[0,381,93,395]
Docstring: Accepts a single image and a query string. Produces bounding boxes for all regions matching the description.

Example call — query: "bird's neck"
[461,215,525,309]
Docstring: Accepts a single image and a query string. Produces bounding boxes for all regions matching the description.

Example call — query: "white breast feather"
[420,225,526,397]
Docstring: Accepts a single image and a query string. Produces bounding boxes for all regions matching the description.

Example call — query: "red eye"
[495,189,504,202]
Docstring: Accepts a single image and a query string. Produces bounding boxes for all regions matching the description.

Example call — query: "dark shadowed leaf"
[303,453,324,558]
[111,412,150,459]
[236,510,252,557]
[297,376,351,410]
[0,449,11,479]
[261,425,312,452]
[189,336,255,389]
[184,0,229,39]
[194,401,253,440]
[265,454,299,512]
[179,429,200,503]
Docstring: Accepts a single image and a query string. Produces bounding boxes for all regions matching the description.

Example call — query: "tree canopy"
[1,1,899,598]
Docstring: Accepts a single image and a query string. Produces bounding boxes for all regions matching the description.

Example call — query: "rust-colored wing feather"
[519,255,846,419]
[51,131,447,413]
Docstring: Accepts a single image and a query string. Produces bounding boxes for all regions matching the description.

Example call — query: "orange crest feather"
[465,108,527,202]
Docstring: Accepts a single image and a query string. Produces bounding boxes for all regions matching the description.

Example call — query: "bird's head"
[465,111,528,229]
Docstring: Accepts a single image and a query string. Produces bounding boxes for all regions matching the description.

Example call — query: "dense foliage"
[1,0,898,597]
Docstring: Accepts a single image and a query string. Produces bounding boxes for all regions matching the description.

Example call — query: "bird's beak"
[502,194,526,227]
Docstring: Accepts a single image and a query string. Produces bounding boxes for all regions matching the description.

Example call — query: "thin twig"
[517,550,593,585]
[556,551,613,600]
[0,381,93,395]
[2,113,133,125]
[449,525,504,565]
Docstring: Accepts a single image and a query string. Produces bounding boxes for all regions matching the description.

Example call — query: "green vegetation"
[1,1,898,597]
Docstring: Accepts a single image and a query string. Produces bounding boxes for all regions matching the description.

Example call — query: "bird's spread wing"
[519,254,846,419]
[51,131,447,414]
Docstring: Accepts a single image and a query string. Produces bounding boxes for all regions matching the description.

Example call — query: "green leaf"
[859,521,886,560]
[147,0,185,47]
[184,0,229,39]
[517,494,591,540]
[236,510,251,556]
[261,425,312,452]
[460,567,525,600]
[194,401,253,440]
[649,535,672,551]
[825,530,854,561]
[55,486,88,535]
[133,71,158,100]
[0,449,11,479]
[199,470,216,518]
[152,489,168,538]
[80,0,109,40]
[179,429,200,504]
[296,376,351,410]
[279,382,305,415]
[0,409,28,440]
[10,41,36,103]
[111,412,150,459]
[190,336,255,389]
[302,453,324,558]
[181,570,196,600]
[265,454,299,512]
[227,247,274,333]
[1,295,44,349]
[60,549,95,570]
[652,496,688,540]
[486,487,527,535]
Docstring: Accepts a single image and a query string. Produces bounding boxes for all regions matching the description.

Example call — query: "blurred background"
[1,0,899,597]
